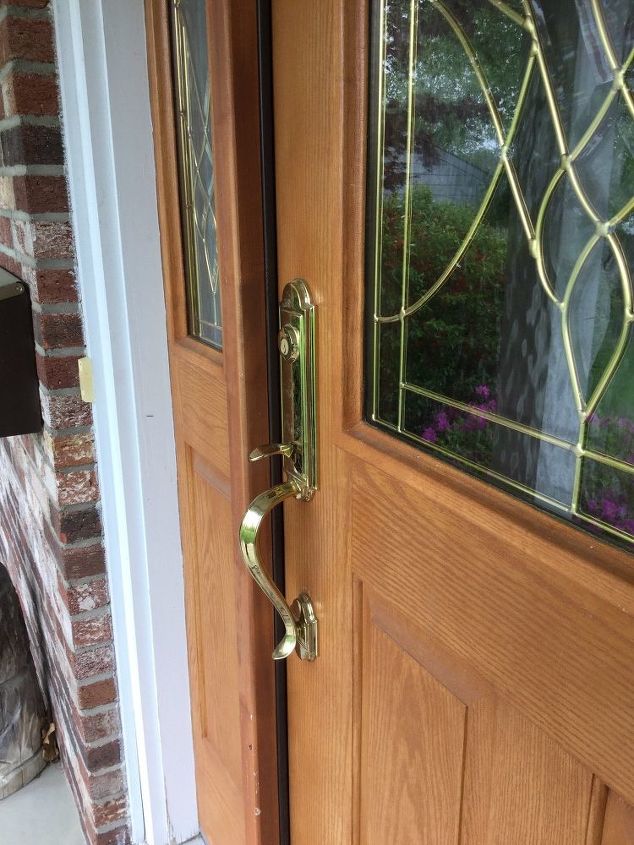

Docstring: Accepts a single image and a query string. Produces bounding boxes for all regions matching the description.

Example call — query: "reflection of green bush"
[377,185,507,421]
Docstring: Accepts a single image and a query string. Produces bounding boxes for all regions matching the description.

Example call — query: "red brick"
[84,739,122,774]
[43,521,105,577]
[94,826,130,845]
[58,542,105,580]
[62,577,109,616]
[41,392,92,430]
[13,218,72,258]
[75,706,121,746]
[72,643,114,681]
[72,613,112,648]
[77,677,116,712]
[4,72,59,117]
[25,267,77,304]
[0,214,11,247]
[0,249,21,277]
[57,469,99,507]
[37,353,80,389]
[92,794,126,829]
[48,432,94,467]
[12,174,68,212]
[50,505,102,544]
[0,123,63,166]
[0,16,54,65]
[35,311,83,349]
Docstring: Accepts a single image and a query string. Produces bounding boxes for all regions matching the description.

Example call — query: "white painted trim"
[53,2,199,843]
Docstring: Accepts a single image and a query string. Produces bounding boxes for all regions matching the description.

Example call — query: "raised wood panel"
[189,453,242,781]
[196,742,247,845]
[173,353,230,478]
[350,459,634,805]
[359,593,466,844]
[183,449,245,842]
[603,791,634,845]
[359,587,619,844]
[471,702,592,843]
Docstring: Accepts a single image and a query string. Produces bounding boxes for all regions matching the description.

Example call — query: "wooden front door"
[272,1,634,844]
[145,2,280,843]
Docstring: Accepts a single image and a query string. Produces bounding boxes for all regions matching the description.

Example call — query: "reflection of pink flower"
[462,414,487,432]
[587,494,632,533]
[435,411,451,432]
[472,399,497,413]
[422,427,437,443]
[601,499,627,522]
[475,384,490,399]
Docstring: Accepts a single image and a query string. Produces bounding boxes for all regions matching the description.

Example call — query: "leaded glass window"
[366,0,634,546]
[171,0,222,348]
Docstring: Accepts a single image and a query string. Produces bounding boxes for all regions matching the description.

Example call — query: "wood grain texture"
[360,587,607,844]
[144,1,278,842]
[602,791,634,844]
[273,3,356,843]
[272,0,634,842]
[351,461,634,802]
[360,592,466,844]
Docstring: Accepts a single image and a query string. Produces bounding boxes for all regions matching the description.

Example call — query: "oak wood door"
[145,2,279,843]
[272,1,634,843]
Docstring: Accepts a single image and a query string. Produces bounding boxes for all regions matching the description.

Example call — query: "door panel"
[272,1,634,843]
[359,586,598,845]
[350,458,634,801]
[145,1,279,842]
[359,591,466,845]
[603,792,634,844]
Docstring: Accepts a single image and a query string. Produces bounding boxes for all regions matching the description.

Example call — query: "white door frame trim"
[53,1,199,843]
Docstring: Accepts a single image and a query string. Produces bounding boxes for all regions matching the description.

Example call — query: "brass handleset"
[238,280,319,662]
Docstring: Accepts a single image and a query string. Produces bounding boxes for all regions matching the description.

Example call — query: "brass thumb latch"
[238,280,318,661]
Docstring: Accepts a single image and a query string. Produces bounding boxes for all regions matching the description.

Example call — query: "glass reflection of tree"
[372,0,634,544]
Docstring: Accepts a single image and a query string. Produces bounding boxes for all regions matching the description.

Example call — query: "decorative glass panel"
[171,0,222,348]
[366,0,634,546]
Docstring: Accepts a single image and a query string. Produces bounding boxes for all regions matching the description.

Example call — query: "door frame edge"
[53,1,199,843]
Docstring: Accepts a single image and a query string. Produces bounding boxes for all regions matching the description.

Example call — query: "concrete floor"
[0,762,84,845]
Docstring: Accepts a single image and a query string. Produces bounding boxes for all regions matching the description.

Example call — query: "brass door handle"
[237,280,319,662]
[239,477,317,660]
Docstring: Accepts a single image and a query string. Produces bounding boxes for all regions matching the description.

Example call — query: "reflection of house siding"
[389,147,489,206]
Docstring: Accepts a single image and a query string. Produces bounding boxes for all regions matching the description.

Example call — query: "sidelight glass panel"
[170,0,222,348]
[366,0,634,547]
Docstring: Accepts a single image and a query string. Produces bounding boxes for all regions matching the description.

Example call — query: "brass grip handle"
[239,279,318,662]
[239,479,303,660]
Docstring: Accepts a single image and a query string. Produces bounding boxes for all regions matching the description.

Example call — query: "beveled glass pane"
[171,0,222,348]
[366,0,634,547]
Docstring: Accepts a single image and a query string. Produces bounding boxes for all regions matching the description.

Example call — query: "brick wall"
[0,2,130,843]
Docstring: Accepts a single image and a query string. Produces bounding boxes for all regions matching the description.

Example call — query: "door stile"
[145,1,279,842]
[272,3,359,842]
[205,3,279,840]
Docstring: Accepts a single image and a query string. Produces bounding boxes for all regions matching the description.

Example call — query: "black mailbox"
[0,269,42,437]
